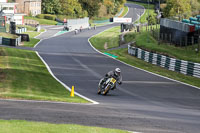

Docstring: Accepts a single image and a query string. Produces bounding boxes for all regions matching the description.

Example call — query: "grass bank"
[0,32,19,39]
[89,26,120,50]
[124,30,200,63]
[24,16,57,25]
[0,47,88,103]
[0,120,129,133]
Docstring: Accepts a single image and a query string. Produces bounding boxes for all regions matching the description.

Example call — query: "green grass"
[106,48,200,88]
[0,32,19,39]
[0,120,129,133]
[23,38,40,47]
[24,16,57,25]
[89,26,120,50]
[0,47,88,103]
[133,31,200,63]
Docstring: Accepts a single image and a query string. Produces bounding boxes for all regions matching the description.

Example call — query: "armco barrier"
[128,45,200,78]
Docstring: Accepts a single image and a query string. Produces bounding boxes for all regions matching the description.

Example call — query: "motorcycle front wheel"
[103,86,110,95]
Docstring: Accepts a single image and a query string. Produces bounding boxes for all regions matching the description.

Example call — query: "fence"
[128,45,200,78]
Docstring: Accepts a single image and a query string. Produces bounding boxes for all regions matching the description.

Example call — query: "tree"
[104,0,114,14]
[147,14,157,25]
[79,0,102,17]
[191,0,200,12]
[42,0,62,14]
[60,0,87,18]
[163,0,191,19]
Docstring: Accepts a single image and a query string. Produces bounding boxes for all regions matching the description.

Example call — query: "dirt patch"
[104,42,108,50]
[0,48,6,56]
[0,70,5,80]
[0,48,6,81]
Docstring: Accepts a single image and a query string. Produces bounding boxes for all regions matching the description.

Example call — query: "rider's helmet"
[114,68,121,76]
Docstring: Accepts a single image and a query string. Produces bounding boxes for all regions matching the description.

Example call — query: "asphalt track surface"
[1,3,200,133]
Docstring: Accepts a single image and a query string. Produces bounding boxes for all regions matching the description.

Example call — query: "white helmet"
[115,68,121,75]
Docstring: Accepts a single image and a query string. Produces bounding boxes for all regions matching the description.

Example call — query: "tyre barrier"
[128,45,200,78]
[0,36,21,46]
[16,27,27,34]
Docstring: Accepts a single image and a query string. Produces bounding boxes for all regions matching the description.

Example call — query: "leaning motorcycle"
[98,77,117,95]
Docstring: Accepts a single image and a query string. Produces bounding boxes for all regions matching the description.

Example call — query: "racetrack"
[1,3,200,133]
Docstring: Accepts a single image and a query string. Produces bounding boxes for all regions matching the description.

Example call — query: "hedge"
[36,14,56,20]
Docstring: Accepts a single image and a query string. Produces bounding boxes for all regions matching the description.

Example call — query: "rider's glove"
[118,82,122,85]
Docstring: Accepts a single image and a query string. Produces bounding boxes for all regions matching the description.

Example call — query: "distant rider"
[99,68,122,90]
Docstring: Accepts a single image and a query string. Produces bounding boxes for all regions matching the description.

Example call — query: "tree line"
[162,0,200,19]
[42,0,126,18]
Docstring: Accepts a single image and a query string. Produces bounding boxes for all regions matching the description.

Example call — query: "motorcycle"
[98,77,117,95]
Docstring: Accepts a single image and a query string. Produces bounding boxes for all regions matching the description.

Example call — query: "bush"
[44,14,56,20]
[36,14,45,19]
[36,14,56,20]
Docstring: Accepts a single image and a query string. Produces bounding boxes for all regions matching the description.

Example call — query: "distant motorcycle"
[98,77,117,95]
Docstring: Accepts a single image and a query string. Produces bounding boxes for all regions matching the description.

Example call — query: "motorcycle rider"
[99,68,122,91]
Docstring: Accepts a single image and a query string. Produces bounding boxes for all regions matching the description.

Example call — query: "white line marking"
[34,29,47,39]
[36,52,99,105]
[0,98,95,105]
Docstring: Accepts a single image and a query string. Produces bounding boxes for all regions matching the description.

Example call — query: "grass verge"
[0,120,129,133]
[0,47,88,103]
[24,16,57,25]
[125,30,200,63]
[89,26,120,50]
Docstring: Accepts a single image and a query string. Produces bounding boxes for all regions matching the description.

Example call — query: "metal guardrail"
[128,45,200,78]
[160,18,190,33]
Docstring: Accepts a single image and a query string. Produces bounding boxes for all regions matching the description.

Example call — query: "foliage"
[36,14,56,20]
[60,0,87,18]
[191,0,200,12]
[79,0,102,17]
[163,0,191,18]
[147,14,157,25]
[43,14,57,20]
[24,16,57,25]
[42,0,62,14]
[42,0,126,18]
